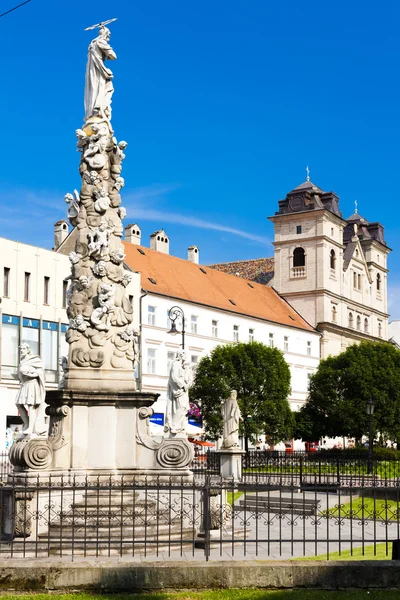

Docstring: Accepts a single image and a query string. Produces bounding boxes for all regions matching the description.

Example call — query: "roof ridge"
[208,257,274,266]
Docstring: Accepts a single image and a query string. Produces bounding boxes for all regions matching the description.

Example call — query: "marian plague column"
[65,20,134,393]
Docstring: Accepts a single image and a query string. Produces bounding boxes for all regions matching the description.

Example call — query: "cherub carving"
[69,314,88,332]
[92,260,108,278]
[94,188,111,213]
[88,221,113,258]
[65,190,81,220]
[110,248,125,264]
[98,282,115,311]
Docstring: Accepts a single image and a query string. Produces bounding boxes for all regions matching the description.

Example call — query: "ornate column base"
[217,447,245,481]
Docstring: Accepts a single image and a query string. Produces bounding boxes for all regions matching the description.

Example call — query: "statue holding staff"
[84,19,117,123]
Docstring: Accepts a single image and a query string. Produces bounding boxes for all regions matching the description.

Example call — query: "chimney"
[124,223,141,245]
[54,220,69,250]
[188,245,199,264]
[150,229,169,254]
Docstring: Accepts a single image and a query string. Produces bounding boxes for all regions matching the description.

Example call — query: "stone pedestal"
[218,447,245,481]
[9,389,194,481]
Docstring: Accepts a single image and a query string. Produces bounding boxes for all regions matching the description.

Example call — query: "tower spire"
[306,165,310,182]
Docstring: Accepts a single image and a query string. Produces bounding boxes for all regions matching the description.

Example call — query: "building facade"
[122,234,320,440]
[211,179,390,359]
[0,236,71,447]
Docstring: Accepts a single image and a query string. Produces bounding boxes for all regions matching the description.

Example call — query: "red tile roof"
[123,243,315,333]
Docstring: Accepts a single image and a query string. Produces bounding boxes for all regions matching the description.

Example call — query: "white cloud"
[124,184,270,246]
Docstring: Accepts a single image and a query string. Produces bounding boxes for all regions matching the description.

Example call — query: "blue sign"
[150,413,165,426]
[22,318,39,329]
[2,314,19,326]
[42,321,58,331]
[61,324,69,333]
[188,419,202,428]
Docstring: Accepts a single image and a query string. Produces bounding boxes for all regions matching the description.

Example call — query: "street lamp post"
[167,305,185,349]
[366,397,375,476]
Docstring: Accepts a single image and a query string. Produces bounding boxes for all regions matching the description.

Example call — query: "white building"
[123,231,321,441]
[0,233,71,447]
[211,179,390,359]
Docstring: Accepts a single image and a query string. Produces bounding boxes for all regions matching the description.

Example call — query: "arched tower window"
[348,312,354,328]
[330,249,336,270]
[356,315,361,331]
[376,273,381,291]
[293,247,305,268]
[364,318,369,333]
[378,322,382,338]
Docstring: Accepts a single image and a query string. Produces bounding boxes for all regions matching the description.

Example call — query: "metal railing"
[190,450,221,474]
[242,450,400,486]
[0,471,398,561]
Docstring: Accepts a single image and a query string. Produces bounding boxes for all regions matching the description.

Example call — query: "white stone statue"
[15,344,47,437]
[58,356,68,389]
[165,350,193,435]
[65,190,81,219]
[84,24,117,122]
[221,390,242,449]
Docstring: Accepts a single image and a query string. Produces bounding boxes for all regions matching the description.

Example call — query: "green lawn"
[4,591,400,600]
[323,497,400,521]
[227,491,244,505]
[294,541,392,561]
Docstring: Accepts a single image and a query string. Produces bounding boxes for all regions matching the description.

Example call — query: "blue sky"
[2,0,400,316]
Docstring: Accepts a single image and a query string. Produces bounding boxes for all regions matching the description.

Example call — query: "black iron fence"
[242,450,400,486]
[0,472,399,561]
[190,450,221,474]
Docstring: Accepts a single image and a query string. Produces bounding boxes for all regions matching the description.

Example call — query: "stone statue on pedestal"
[15,344,47,437]
[84,23,117,123]
[221,390,242,449]
[63,20,135,393]
[165,351,193,435]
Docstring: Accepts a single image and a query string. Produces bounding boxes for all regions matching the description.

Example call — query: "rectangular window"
[307,341,311,356]
[269,333,274,348]
[353,272,357,288]
[1,322,19,378]
[167,351,176,374]
[358,274,361,290]
[44,276,50,305]
[249,328,254,342]
[233,325,239,342]
[24,272,31,302]
[62,280,68,309]
[21,326,39,356]
[148,306,156,326]
[284,336,289,352]
[296,225,302,234]
[147,348,156,374]
[3,267,10,298]
[191,355,199,372]
[212,320,218,338]
[307,373,312,391]
[191,315,198,334]
[42,329,58,383]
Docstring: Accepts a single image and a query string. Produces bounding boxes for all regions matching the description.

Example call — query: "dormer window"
[293,247,305,268]
[330,249,336,270]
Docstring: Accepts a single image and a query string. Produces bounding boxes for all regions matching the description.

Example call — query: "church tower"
[269,178,390,358]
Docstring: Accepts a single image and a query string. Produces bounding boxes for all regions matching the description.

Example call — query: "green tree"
[190,342,293,448]
[295,341,400,442]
